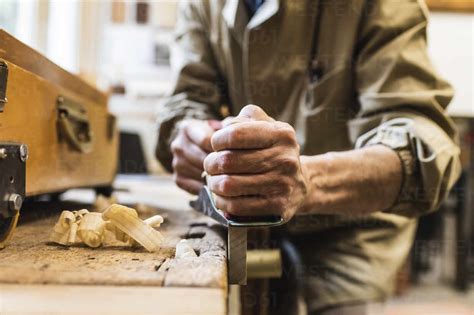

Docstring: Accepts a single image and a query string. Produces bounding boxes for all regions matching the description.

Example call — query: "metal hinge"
[0,143,28,220]
[0,60,8,112]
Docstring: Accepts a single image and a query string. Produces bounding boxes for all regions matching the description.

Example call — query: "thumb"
[238,104,274,122]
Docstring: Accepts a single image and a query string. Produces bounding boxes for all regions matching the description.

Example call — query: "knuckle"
[229,125,247,144]
[277,177,292,194]
[227,127,240,144]
[197,135,211,150]
[171,158,179,171]
[272,197,286,214]
[174,174,184,188]
[218,151,234,172]
[204,152,217,173]
[279,157,300,174]
[170,139,183,155]
[276,122,297,145]
[178,120,191,131]
[242,104,261,116]
[218,176,234,195]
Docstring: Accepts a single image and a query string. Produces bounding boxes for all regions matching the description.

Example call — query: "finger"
[238,105,274,122]
[173,174,203,195]
[172,157,204,181]
[171,135,208,168]
[221,116,250,127]
[204,148,281,175]
[220,106,272,127]
[211,121,278,151]
[221,116,237,127]
[208,119,223,131]
[212,121,297,151]
[207,174,291,197]
[214,195,284,217]
[183,121,214,152]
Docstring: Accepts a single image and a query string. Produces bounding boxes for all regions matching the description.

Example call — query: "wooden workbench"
[0,175,228,315]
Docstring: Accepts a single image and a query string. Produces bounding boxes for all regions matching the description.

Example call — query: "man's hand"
[171,119,221,194]
[204,105,309,222]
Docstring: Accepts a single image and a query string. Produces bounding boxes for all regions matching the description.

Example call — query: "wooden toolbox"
[0,30,118,247]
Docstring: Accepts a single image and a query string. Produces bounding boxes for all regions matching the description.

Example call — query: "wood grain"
[0,284,227,315]
[0,29,107,104]
[0,51,118,196]
[0,204,227,290]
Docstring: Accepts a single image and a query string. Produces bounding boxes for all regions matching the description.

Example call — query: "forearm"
[299,145,402,215]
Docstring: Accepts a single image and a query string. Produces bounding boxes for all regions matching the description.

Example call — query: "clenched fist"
[204,105,309,222]
[171,119,221,194]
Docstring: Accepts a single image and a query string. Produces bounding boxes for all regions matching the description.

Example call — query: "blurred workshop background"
[0,1,473,314]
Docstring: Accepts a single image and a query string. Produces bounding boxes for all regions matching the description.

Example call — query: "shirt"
[156,0,461,310]
[244,0,264,15]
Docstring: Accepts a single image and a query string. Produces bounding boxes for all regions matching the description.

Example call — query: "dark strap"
[308,0,324,82]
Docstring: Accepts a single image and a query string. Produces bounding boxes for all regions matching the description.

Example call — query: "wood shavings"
[175,239,197,258]
[144,215,164,228]
[102,204,164,252]
[49,211,77,245]
[48,209,90,245]
[134,203,156,215]
[49,204,165,252]
[77,213,106,248]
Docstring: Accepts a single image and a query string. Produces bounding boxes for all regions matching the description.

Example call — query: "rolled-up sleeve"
[348,0,462,217]
[156,1,225,171]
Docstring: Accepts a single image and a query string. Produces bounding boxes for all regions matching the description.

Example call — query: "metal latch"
[57,96,94,154]
[0,60,8,112]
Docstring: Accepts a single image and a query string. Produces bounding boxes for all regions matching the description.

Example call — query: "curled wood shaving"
[102,204,164,252]
[144,215,164,228]
[104,206,138,243]
[175,239,197,258]
[49,211,76,245]
[77,213,106,248]
[49,204,165,252]
[49,209,90,245]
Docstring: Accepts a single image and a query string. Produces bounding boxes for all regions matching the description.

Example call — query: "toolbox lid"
[0,29,107,105]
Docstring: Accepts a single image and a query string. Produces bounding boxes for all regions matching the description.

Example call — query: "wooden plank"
[0,284,227,315]
[0,202,227,289]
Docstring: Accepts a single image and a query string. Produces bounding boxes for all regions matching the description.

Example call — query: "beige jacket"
[156,0,461,310]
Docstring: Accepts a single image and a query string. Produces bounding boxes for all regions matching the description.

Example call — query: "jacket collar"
[248,0,280,29]
[222,0,248,45]
[223,0,280,44]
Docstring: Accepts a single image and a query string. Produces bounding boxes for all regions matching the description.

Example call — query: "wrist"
[298,154,328,214]
[297,146,403,215]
